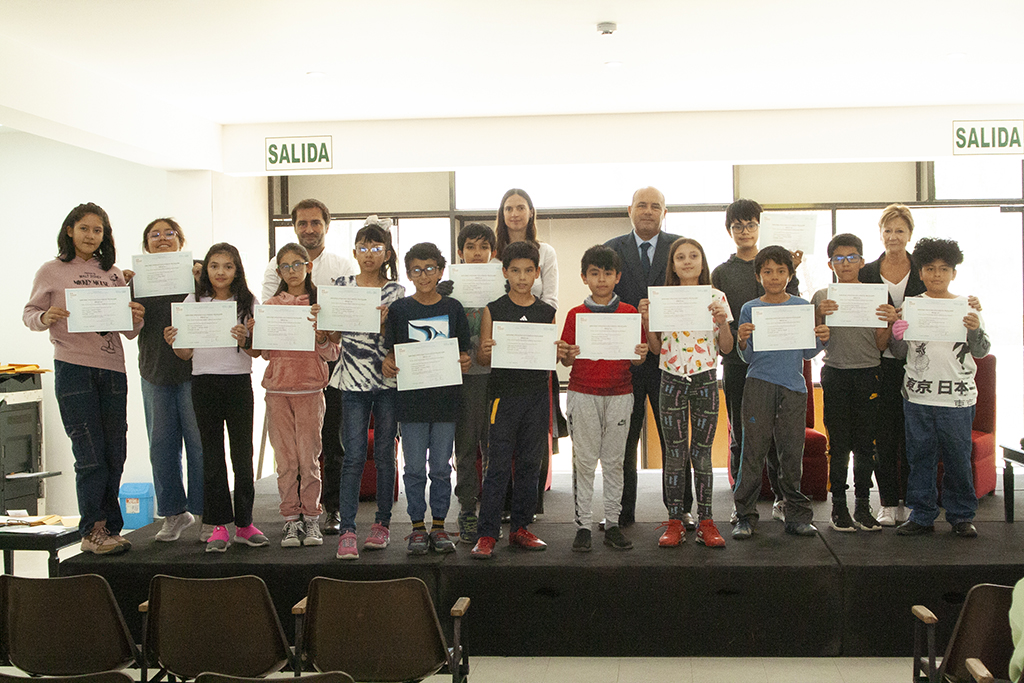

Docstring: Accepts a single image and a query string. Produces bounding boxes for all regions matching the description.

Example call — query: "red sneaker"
[509,527,547,551]
[696,519,726,548]
[657,519,685,547]
[471,536,497,559]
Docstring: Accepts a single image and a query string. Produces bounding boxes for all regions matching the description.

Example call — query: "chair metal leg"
[293,613,304,676]
[1004,460,1014,522]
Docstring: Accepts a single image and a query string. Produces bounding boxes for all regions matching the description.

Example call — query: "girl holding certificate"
[258,243,339,549]
[330,223,405,559]
[639,238,733,548]
[164,243,265,553]
[23,203,145,555]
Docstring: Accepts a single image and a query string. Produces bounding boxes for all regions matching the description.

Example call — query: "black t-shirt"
[486,294,557,399]
[134,292,193,386]
[384,295,472,423]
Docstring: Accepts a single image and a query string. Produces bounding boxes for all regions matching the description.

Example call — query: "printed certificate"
[751,304,816,351]
[171,301,237,349]
[65,287,133,333]
[131,251,195,298]
[491,321,558,371]
[449,263,506,308]
[317,285,381,333]
[647,286,713,332]
[903,297,969,343]
[825,283,888,328]
[575,313,642,361]
[760,213,817,254]
[253,304,315,351]
[395,338,463,391]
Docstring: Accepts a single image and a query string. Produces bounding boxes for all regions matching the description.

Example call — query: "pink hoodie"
[260,291,339,393]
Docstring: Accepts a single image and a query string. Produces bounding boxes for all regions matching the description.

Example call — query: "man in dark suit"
[603,187,693,528]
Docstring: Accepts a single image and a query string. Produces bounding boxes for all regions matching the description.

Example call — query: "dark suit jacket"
[859,250,925,305]
[604,230,683,308]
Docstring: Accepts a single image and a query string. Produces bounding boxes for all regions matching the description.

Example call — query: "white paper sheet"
[394,338,463,391]
[903,297,969,343]
[449,263,507,308]
[65,287,133,333]
[760,213,817,254]
[575,313,641,361]
[317,285,381,333]
[751,304,816,351]
[647,285,713,332]
[171,301,237,349]
[131,251,195,298]
[491,321,558,371]
[825,283,888,328]
[253,304,316,351]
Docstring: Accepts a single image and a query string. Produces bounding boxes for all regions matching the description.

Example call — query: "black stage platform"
[61,471,1024,658]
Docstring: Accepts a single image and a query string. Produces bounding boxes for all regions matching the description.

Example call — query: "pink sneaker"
[363,523,390,550]
[336,530,359,560]
[233,524,269,547]
[205,525,230,553]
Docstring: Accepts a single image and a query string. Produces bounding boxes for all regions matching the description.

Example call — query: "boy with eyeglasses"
[711,199,802,522]
[382,242,472,554]
[812,234,895,532]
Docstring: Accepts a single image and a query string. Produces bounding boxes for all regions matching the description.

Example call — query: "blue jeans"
[401,422,455,522]
[141,378,204,517]
[53,360,128,535]
[339,389,397,532]
[904,399,977,526]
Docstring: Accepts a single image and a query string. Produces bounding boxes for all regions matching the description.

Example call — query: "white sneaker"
[772,500,786,522]
[877,506,898,526]
[303,518,323,546]
[896,503,911,524]
[730,505,739,525]
[155,511,196,542]
[199,524,215,542]
[281,520,303,548]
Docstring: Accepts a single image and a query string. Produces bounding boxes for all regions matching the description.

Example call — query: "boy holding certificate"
[812,234,894,533]
[733,246,829,540]
[889,238,990,538]
[471,241,558,559]
[382,243,472,555]
[559,245,647,552]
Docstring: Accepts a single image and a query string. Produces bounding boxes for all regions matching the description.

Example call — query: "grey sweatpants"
[733,377,813,525]
[567,390,633,529]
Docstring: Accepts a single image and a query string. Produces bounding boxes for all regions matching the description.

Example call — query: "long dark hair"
[273,243,317,303]
[495,188,538,258]
[197,242,255,322]
[57,203,116,271]
[354,224,398,281]
[664,237,711,286]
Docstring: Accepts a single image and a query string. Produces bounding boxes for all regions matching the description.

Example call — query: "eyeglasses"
[830,254,863,265]
[729,222,758,234]
[356,245,386,255]
[147,230,178,241]
[278,261,309,274]
[409,266,438,277]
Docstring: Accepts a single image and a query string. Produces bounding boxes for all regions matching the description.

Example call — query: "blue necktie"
[640,241,652,278]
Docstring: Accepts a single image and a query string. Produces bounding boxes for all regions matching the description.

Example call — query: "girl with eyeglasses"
[256,243,340,549]
[329,219,405,559]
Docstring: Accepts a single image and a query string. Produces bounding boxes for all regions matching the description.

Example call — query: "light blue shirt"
[632,231,660,263]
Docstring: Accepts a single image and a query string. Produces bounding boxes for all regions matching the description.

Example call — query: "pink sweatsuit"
[261,292,340,519]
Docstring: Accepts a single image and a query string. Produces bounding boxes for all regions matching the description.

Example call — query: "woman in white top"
[495,188,558,310]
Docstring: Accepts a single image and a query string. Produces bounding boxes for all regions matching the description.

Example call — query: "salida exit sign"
[953,121,1024,155]
[265,136,333,171]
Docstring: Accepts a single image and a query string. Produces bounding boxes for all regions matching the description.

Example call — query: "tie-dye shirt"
[658,288,732,378]
[328,277,405,392]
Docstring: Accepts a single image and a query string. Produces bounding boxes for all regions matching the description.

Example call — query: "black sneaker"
[572,528,592,553]
[896,520,935,536]
[785,522,819,537]
[853,498,882,531]
[953,521,978,538]
[830,504,856,533]
[732,519,754,540]
[603,525,633,550]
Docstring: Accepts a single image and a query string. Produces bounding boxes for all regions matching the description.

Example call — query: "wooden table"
[0,526,81,577]
[1001,443,1024,522]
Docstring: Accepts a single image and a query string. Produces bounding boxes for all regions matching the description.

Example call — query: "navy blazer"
[604,230,683,308]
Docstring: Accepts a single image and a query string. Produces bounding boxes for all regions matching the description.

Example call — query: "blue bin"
[119,482,155,530]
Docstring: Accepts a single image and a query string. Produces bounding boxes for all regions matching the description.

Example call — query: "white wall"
[1,131,266,518]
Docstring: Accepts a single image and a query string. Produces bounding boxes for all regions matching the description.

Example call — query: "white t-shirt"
[184,294,256,376]
[261,250,358,303]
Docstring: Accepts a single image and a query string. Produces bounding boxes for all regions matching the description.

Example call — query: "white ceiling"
[2,0,1023,129]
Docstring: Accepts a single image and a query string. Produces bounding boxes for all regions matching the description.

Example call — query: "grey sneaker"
[603,525,633,550]
[233,524,269,547]
[772,500,786,522]
[572,528,592,552]
[407,529,429,555]
[785,522,819,537]
[732,519,754,540]
[155,511,196,542]
[205,525,230,553]
[429,529,456,554]
[853,498,882,531]
[457,511,478,545]
[681,512,697,532]
[200,524,215,542]
[303,518,323,546]
[281,520,303,548]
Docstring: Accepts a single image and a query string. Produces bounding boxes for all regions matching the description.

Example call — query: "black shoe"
[732,519,754,540]
[853,498,882,532]
[682,512,697,532]
[896,520,935,536]
[322,511,341,535]
[829,504,856,533]
[785,522,819,537]
[603,525,633,550]
[572,528,592,553]
[618,513,635,528]
[953,521,978,538]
